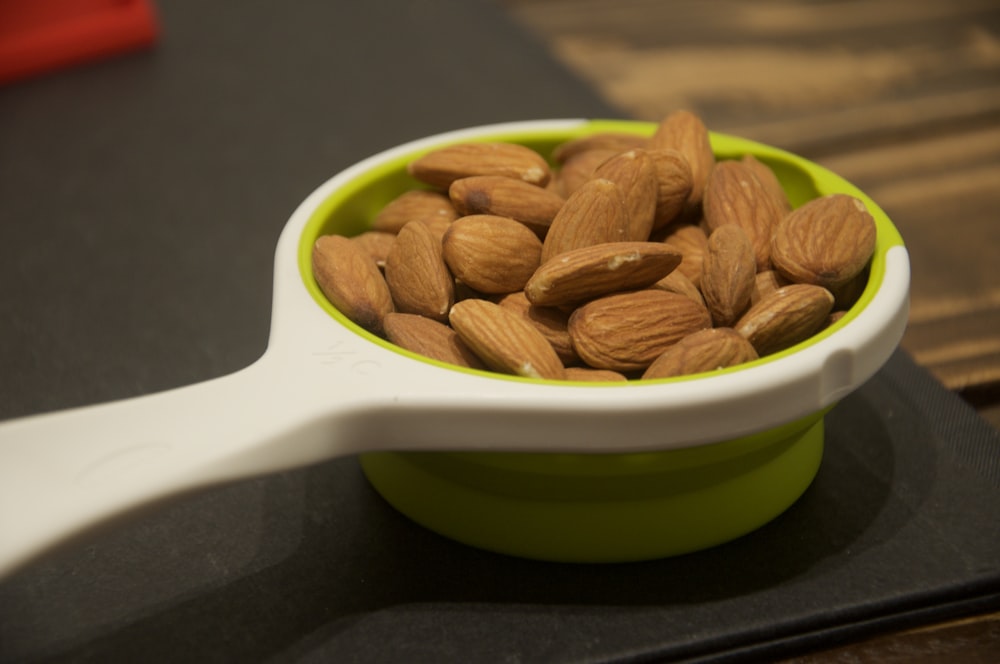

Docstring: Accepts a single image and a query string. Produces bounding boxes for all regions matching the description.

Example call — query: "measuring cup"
[0,120,910,574]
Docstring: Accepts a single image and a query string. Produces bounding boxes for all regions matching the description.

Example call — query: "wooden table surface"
[504,0,1000,660]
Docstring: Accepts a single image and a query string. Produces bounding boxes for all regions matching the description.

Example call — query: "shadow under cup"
[296,120,905,563]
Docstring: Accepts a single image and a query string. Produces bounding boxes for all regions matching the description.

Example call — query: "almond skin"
[563,366,629,382]
[593,149,659,241]
[442,215,543,294]
[351,231,396,269]
[312,234,395,336]
[541,178,631,263]
[408,142,551,190]
[650,110,715,214]
[649,269,706,308]
[372,190,458,234]
[735,284,835,356]
[448,175,565,238]
[552,132,649,163]
[703,159,786,271]
[525,241,682,307]
[648,148,694,229]
[751,269,791,305]
[496,291,579,366]
[741,154,791,213]
[555,148,619,198]
[384,221,455,322]
[383,312,487,370]
[701,224,757,327]
[450,299,566,379]
[770,193,877,290]
[568,290,712,372]
[658,222,709,287]
[642,327,759,379]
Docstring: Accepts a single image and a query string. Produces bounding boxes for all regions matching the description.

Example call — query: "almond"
[770,193,877,290]
[384,221,455,322]
[372,189,458,234]
[496,291,579,366]
[703,159,785,270]
[552,132,649,163]
[701,224,756,327]
[642,327,759,379]
[568,290,712,372]
[312,234,395,335]
[448,175,565,238]
[563,366,629,382]
[524,241,681,307]
[449,299,566,379]
[351,231,396,269]
[441,214,543,294]
[383,312,487,370]
[593,149,659,241]
[407,142,551,190]
[751,269,790,305]
[649,269,706,308]
[649,110,715,214]
[648,148,694,229]
[659,223,709,287]
[742,154,791,213]
[555,148,619,198]
[541,178,631,263]
[735,284,835,356]
[830,266,869,311]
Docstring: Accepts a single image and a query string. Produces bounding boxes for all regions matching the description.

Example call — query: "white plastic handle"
[0,352,367,577]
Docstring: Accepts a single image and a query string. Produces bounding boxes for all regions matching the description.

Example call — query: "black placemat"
[1,1,998,662]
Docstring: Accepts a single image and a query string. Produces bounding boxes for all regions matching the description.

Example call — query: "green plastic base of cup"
[360,410,826,563]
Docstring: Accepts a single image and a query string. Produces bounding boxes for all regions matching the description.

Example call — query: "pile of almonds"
[312,111,877,382]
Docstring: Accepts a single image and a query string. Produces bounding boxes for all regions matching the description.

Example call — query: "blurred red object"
[0,0,159,85]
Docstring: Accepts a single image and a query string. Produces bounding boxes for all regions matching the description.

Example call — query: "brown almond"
[563,366,629,382]
[830,266,870,311]
[770,194,877,290]
[649,269,706,308]
[312,234,395,335]
[372,190,458,234]
[593,149,659,241]
[525,242,682,307]
[552,132,649,163]
[568,290,712,372]
[751,269,790,305]
[701,225,757,327]
[384,221,455,322]
[649,110,715,213]
[541,178,631,263]
[741,154,791,213]
[414,216,453,244]
[555,148,619,198]
[642,328,759,379]
[703,159,785,271]
[383,312,487,370]
[735,284,835,356]
[648,148,694,229]
[496,291,579,366]
[448,175,565,238]
[407,142,551,190]
[659,223,709,287]
[442,215,543,294]
[351,231,396,269]
[449,299,566,379]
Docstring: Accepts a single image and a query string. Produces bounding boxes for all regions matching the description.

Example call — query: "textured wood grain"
[505,0,1000,657]
[506,0,1000,405]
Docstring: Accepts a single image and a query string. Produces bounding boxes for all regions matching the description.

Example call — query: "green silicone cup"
[298,119,906,562]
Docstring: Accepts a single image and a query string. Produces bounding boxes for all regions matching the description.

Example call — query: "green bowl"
[297,119,909,562]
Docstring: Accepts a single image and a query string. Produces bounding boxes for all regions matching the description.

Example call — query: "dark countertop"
[2,1,999,662]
